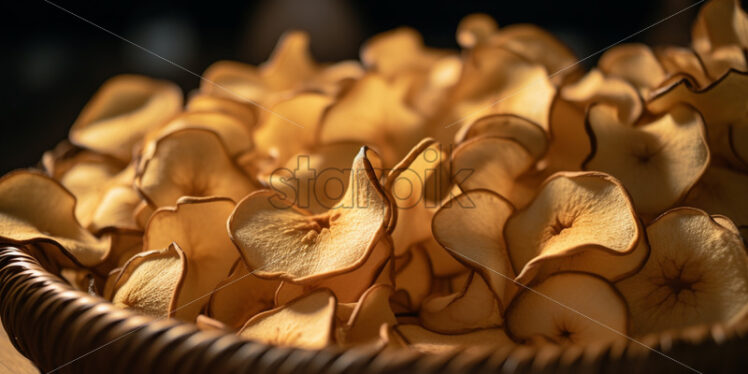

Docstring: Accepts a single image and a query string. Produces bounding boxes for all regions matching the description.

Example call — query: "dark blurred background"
[1,0,712,174]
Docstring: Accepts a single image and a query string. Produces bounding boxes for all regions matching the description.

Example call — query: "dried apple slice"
[0,171,109,267]
[229,147,390,282]
[394,246,433,311]
[451,136,535,207]
[583,104,709,216]
[692,0,748,78]
[617,208,748,335]
[273,237,393,304]
[505,272,628,345]
[544,96,589,172]
[253,93,333,168]
[206,259,280,329]
[69,75,182,161]
[151,111,253,156]
[57,155,126,228]
[421,237,467,277]
[654,46,711,88]
[319,74,424,166]
[684,166,748,228]
[432,190,515,303]
[456,13,498,48]
[137,128,257,208]
[598,44,666,96]
[458,114,548,159]
[361,27,445,78]
[560,69,643,125]
[186,93,256,129]
[341,285,397,345]
[143,197,240,321]
[385,138,451,254]
[238,289,337,349]
[420,272,502,333]
[88,185,142,233]
[111,243,186,317]
[504,172,643,284]
[394,325,514,354]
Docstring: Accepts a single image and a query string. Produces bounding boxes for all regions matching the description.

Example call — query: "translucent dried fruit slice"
[186,93,256,130]
[684,166,748,228]
[584,104,709,216]
[238,289,337,349]
[420,272,503,333]
[432,190,515,303]
[458,114,548,159]
[544,96,589,172]
[342,285,397,345]
[598,44,666,96]
[504,172,643,284]
[692,0,748,78]
[229,147,390,282]
[151,111,254,156]
[452,136,535,205]
[0,171,109,267]
[143,197,240,321]
[207,259,280,330]
[654,46,711,88]
[319,74,424,166]
[561,69,643,125]
[111,243,186,318]
[421,237,467,277]
[617,208,748,335]
[394,325,514,354]
[137,128,257,208]
[505,272,628,345]
[394,246,433,311]
[361,27,446,77]
[69,75,182,161]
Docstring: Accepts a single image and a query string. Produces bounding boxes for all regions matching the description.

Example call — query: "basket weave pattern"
[1,245,746,373]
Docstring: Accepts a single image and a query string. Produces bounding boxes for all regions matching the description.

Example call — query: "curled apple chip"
[229,147,390,282]
[394,246,433,311]
[692,0,748,78]
[238,289,337,349]
[420,272,502,333]
[207,259,280,330]
[319,74,424,166]
[617,208,748,336]
[393,325,514,354]
[458,114,548,160]
[560,69,643,125]
[451,136,535,204]
[69,75,182,161]
[151,111,254,156]
[88,185,142,233]
[598,44,666,96]
[584,104,709,216]
[432,190,515,303]
[111,243,186,318]
[143,197,240,321]
[274,237,393,305]
[341,284,397,345]
[504,172,643,284]
[0,171,109,267]
[361,27,445,78]
[684,166,748,229]
[186,93,256,129]
[654,46,711,89]
[505,272,628,345]
[137,128,257,208]
[456,13,498,48]
[421,237,467,277]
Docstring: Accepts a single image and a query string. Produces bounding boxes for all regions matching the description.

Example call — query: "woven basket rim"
[1,244,746,373]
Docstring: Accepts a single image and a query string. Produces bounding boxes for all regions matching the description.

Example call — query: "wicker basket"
[1,245,745,373]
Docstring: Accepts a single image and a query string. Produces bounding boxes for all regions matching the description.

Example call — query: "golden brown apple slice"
[111,243,186,317]
[186,93,256,130]
[504,172,643,284]
[420,272,503,333]
[451,136,536,205]
[691,0,748,78]
[273,237,393,304]
[360,27,446,78]
[393,325,515,354]
[617,208,748,336]
[0,171,109,267]
[70,75,182,162]
[654,46,711,88]
[229,147,390,283]
[137,128,257,208]
[341,285,397,345]
[421,237,467,277]
[432,190,515,304]
[150,111,254,156]
[319,74,424,166]
[598,44,666,96]
[206,259,280,330]
[543,96,589,172]
[238,289,337,349]
[684,166,748,228]
[394,246,433,310]
[385,138,451,254]
[505,272,628,345]
[143,197,239,321]
[88,185,142,233]
[457,114,548,160]
[456,13,498,48]
[584,103,709,216]
[561,69,643,125]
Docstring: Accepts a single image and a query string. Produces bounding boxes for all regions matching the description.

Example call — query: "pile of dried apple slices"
[1,0,748,355]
